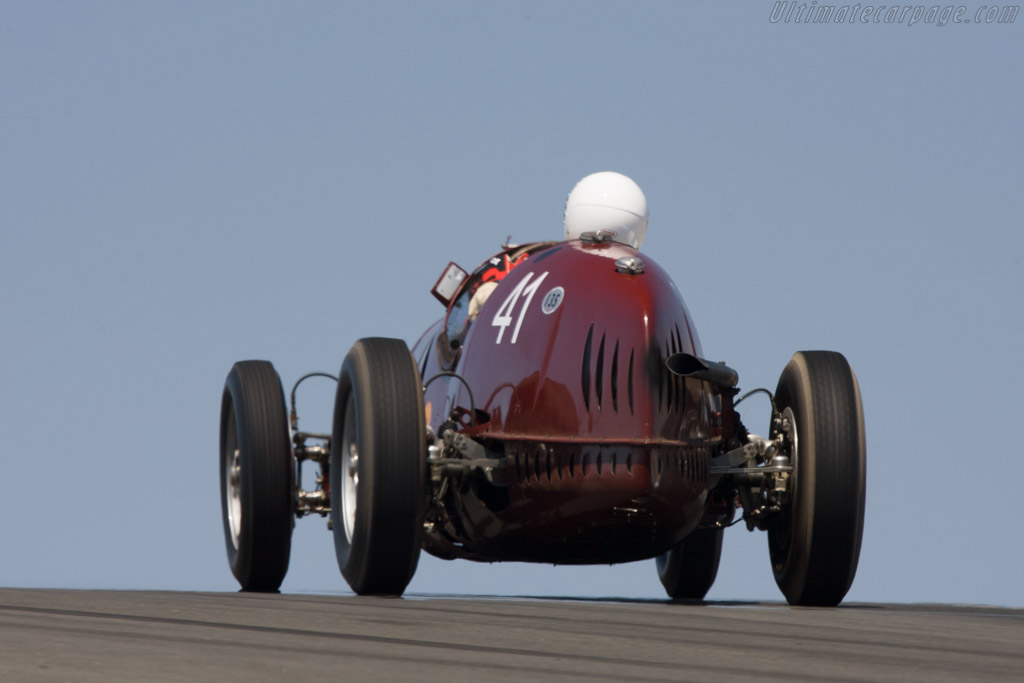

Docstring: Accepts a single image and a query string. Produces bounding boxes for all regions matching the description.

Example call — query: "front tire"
[220,361,294,592]
[656,526,724,600]
[330,338,426,596]
[769,351,866,607]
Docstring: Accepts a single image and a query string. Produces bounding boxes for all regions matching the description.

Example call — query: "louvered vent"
[581,323,593,411]
[581,324,632,415]
[654,324,688,415]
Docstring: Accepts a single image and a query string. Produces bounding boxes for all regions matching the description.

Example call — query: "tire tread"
[770,351,866,606]
[220,360,293,592]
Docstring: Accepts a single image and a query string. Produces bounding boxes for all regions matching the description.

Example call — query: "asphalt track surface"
[0,589,1021,682]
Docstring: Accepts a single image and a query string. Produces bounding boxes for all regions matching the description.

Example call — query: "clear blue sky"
[2,1,1021,606]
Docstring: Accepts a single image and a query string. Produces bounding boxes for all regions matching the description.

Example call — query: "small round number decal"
[541,287,564,315]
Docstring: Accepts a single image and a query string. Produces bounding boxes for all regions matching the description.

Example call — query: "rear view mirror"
[431,262,468,307]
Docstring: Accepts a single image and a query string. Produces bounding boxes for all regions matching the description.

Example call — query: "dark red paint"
[412,241,725,564]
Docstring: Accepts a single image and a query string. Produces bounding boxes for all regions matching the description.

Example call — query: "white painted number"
[491,271,549,344]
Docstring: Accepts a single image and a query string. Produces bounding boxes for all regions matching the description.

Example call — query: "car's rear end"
[421,240,725,564]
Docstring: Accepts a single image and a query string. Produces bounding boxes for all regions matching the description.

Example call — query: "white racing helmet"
[564,171,648,249]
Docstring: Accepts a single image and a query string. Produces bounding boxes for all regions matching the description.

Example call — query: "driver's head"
[564,171,648,249]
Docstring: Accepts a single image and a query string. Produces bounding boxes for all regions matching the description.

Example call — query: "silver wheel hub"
[340,398,360,543]
[226,448,242,549]
[782,406,798,484]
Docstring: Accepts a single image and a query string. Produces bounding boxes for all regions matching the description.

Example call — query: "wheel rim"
[340,395,359,543]
[769,406,798,569]
[225,408,242,550]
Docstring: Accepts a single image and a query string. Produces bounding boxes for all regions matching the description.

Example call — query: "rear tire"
[656,526,724,600]
[220,360,294,592]
[769,351,866,607]
[330,338,426,596]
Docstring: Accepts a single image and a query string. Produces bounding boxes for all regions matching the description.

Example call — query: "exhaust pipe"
[665,353,739,389]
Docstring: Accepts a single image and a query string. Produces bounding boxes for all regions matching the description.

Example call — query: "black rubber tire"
[769,351,866,607]
[656,526,724,600]
[219,360,294,592]
[330,338,426,596]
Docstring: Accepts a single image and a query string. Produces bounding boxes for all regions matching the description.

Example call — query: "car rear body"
[413,240,724,564]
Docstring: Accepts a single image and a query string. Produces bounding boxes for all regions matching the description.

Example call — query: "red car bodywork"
[412,239,731,565]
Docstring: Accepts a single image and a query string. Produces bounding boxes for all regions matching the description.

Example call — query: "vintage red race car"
[219,233,866,606]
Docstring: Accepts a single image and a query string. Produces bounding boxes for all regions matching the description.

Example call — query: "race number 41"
[491,271,549,344]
